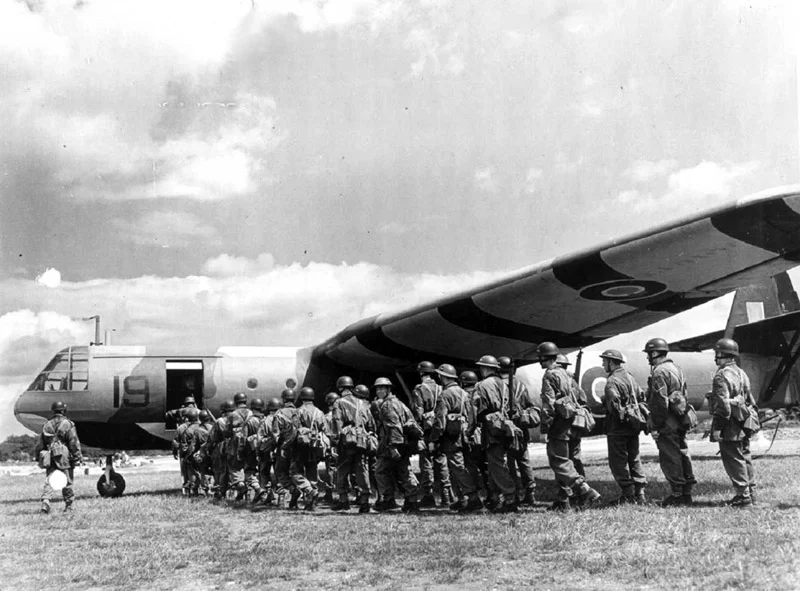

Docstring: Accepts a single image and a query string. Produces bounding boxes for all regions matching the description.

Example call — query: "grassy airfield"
[2,439,800,591]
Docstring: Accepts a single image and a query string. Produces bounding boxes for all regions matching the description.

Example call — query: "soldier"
[331,376,375,513]
[538,342,601,511]
[644,337,697,507]
[292,387,327,511]
[255,397,282,505]
[411,361,452,508]
[224,392,253,501]
[498,356,537,507]
[372,377,421,512]
[272,388,301,509]
[319,392,340,504]
[473,355,518,513]
[557,354,586,477]
[708,338,757,507]
[430,365,483,512]
[182,408,207,496]
[241,398,266,503]
[166,395,197,426]
[204,400,234,500]
[36,401,82,513]
[600,349,647,504]
[460,370,489,496]
[171,396,197,495]
[358,384,381,504]
[196,410,214,494]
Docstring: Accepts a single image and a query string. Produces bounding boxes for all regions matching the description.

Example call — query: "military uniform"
[331,390,375,509]
[291,401,327,507]
[242,409,265,502]
[224,405,254,500]
[463,385,489,496]
[647,358,697,502]
[541,365,599,508]
[474,373,517,507]
[504,376,537,504]
[184,418,209,495]
[205,414,229,499]
[374,393,419,509]
[430,382,482,508]
[255,411,277,504]
[604,367,647,501]
[173,417,192,494]
[318,408,337,502]
[411,375,451,505]
[36,413,82,512]
[709,360,756,504]
[271,402,300,507]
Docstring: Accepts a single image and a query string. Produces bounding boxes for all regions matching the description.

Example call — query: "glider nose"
[14,390,47,433]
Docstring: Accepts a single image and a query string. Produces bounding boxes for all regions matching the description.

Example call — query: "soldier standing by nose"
[36,401,82,513]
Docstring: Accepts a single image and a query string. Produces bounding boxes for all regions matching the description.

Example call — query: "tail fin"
[724,271,800,337]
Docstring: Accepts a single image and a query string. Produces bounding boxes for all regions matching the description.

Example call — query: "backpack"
[445,392,467,438]
[45,419,71,470]
[226,408,253,459]
[566,381,594,436]
[514,406,541,430]
[620,376,649,432]
[419,384,440,432]
[339,398,370,452]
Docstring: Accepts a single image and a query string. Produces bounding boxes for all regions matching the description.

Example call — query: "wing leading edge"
[311,185,800,373]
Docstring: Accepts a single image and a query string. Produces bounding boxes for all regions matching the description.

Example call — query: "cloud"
[623,159,679,183]
[202,253,276,276]
[474,167,498,193]
[112,211,222,248]
[664,161,759,202]
[35,268,61,288]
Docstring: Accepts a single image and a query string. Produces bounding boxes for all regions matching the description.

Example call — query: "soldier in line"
[271,388,301,508]
[241,398,266,503]
[430,364,483,512]
[331,376,375,513]
[183,408,208,496]
[499,356,537,507]
[292,387,327,511]
[318,392,340,504]
[411,361,453,508]
[460,370,490,497]
[255,397,282,505]
[538,342,601,511]
[224,392,253,501]
[171,396,197,495]
[373,377,421,513]
[196,410,215,494]
[708,338,757,507]
[357,384,381,506]
[644,338,697,507]
[36,401,82,513]
[600,349,647,505]
[473,355,519,513]
[557,355,586,477]
[204,400,234,500]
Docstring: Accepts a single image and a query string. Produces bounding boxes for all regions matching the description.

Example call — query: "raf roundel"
[579,279,667,302]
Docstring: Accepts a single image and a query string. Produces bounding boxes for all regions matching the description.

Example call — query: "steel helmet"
[373,377,392,388]
[599,349,625,363]
[250,398,265,411]
[714,338,739,357]
[497,356,514,374]
[199,410,212,422]
[353,384,370,399]
[280,388,295,402]
[336,376,354,390]
[299,386,315,401]
[267,397,282,411]
[434,364,458,379]
[185,407,200,421]
[51,401,67,414]
[221,400,235,413]
[556,354,571,367]
[536,342,559,358]
[417,361,436,374]
[233,392,248,405]
[643,338,669,354]
[459,370,478,386]
[325,392,340,406]
[476,355,500,369]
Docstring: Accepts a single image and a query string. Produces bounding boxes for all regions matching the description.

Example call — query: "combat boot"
[323,491,334,504]
[727,494,753,508]
[441,488,454,507]
[547,499,571,512]
[680,494,693,506]
[458,496,484,513]
[576,486,601,510]
[303,492,317,512]
[660,494,684,507]
[609,495,635,507]
[520,491,536,507]
[498,500,518,513]
[401,499,420,513]
[420,494,436,508]
[331,497,351,512]
[749,487,757,505]
[63,503,73,513]
[634,486,647,505]
[40,501,50,514]
[358,502,372,514]
[288,490,301,510]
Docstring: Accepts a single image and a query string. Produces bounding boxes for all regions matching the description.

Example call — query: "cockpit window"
[28,347,89,392]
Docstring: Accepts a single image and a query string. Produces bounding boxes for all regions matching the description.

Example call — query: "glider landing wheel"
[97,471,125,497]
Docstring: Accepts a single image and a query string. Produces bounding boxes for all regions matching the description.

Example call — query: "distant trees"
[0,435,37,462]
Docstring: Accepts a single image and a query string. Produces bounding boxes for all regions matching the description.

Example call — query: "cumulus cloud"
[202,253,276,276]
[623,159,679,183]
[112,211,222,248]
[35,268,61,288]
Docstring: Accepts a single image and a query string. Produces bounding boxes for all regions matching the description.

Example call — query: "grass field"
[3,442,800,590]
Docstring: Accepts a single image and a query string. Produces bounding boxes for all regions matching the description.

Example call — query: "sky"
[1,0,799,437]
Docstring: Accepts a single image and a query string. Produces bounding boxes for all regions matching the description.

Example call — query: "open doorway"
[165,361,204,429]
